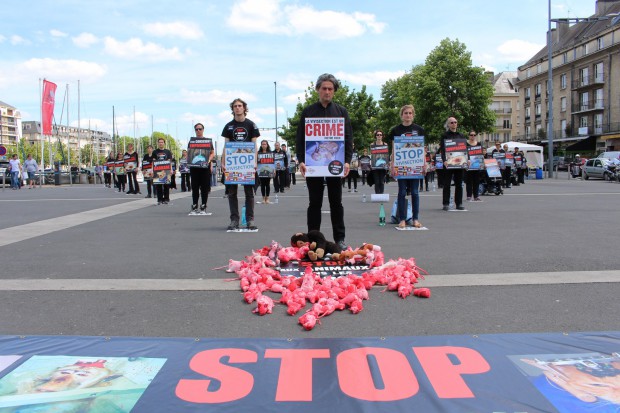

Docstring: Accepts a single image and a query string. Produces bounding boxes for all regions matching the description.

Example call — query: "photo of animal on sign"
[304,117,345,177]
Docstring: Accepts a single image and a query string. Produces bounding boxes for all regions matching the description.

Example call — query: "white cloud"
[73,32,99,48]
[278,74,313,91]
[283,92,305,104]
[143,21,204,40]
[103,36,185,61]
[0,34,5,43]
[336,70,405,87]
[496,39,544,62]
[10,35,28,45]
[50,29,68,37]
[179,112,218,129]
[18,58,107,82]
[173,88,257,105]
[227,0,386,39]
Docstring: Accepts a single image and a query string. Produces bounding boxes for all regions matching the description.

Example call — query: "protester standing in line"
[490,141,506,187]
[465,130,482,202]
[142,145,155,198]
[440,116,465,210]
[8,154,22,190]
[188,123,214,214]
[104,152,115,188]
[388,104,424,228]
[514,146,526,184]
[359,149,371,186]
[221,98,260,230]
[296,73,352,251]
[503,143,513,188]
[282,143,292,189]
[115,152,127,193]
[289,156,298,186]
[124,143,140,194]
[370,130,388,194]
[346,145,359,192]
[152,138,173,205]
[257,140,273,204]
[273,141,288,194]
[179,149,191,192]
[23,154,39,189]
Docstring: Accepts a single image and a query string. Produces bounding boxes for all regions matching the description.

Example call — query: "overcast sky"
[0,0,596,148]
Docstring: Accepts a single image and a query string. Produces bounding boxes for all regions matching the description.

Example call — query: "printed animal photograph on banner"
[509,352,620,413]
[0,355,166,412]
[305,141,343,167]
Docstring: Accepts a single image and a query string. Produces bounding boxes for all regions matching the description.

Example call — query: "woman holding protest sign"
[388,105,425,228]
[370,130,388,194]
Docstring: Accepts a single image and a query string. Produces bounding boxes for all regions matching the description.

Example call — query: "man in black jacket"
[296,73,353,251]
[439,117,465,210]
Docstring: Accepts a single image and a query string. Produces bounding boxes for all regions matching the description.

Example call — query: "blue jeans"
[10,171,20,189]
[397,179,419,221]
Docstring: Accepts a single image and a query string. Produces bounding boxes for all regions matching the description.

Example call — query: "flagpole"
[67,83,72,186]
[39,78,43,187]
[78,80,81,170]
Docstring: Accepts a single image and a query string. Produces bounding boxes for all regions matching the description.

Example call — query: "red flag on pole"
[42,79,57,135]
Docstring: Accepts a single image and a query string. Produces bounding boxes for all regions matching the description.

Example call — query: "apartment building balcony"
[572,73,605,90]
[493,108,513,114]
[572,99,604,114]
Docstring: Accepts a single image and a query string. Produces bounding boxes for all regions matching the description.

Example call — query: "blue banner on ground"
[0,332,618,412]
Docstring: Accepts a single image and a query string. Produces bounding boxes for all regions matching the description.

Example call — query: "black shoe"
[246,220,257,230]
[443,205,449,211]
[157,201,162,205]
[145,195,152,198]
[227,220,239,230]
[337,240,347,252]
[456,206,465,210]
[200,204,206,212]
[190,204,198,213]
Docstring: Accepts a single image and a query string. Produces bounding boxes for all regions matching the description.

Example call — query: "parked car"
[597,151,620,162]
[582,158,612,180]
[543,156,569,171]
[0,160,10,186]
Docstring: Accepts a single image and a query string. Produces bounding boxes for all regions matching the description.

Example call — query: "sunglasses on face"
[195,128,203,131]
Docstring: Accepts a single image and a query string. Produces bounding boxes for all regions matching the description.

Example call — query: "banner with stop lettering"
[0,332,618,412]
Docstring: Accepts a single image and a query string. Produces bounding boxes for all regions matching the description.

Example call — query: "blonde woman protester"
[388,105,425,228]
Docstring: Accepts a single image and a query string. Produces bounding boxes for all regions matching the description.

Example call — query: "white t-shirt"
[9,159,21,173]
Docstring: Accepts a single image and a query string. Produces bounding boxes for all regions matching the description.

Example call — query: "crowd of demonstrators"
[221,98,260,231]
[297,73,352,252]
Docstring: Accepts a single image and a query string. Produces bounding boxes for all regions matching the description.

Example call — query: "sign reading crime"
[304,118,345,177]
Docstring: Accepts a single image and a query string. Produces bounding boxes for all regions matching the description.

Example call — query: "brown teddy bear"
[331,243,375,263]
[290,230,342,261]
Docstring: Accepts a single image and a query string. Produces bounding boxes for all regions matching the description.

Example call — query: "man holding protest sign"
[439,117,467,211]
[221,98,260,231]
[296,73,353,251]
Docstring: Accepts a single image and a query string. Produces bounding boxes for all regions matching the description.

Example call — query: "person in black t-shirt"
[221,98,260,230]
[152,138,173,204]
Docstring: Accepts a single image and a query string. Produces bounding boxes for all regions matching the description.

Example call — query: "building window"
[503,120,511,129]
[582,44,588,56]
[560,74,567,89]
[561,119,567,138]
[594,114,603,133]
[595,89,603,109]
[536,63,542,74]
[525,87,531,98]
[561,97,567,112]
[525,107,531,118]
[562,52,568,63]
[581,92,589,111]
[535,103,542,116]
[579,67,589,86]
[597,37,604,50]
[535,83,541,97]
[580,116,588,128]
[526,68,531,78]
[594,62,604,83]
[526,126,531,138]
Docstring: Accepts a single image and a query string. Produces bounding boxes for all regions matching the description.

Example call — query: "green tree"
[278,81,378,154]
[379,38,495,143]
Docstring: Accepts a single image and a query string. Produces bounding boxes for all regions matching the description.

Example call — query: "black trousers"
[181,173,191,192]
[260,177,271,197]
[373,169,386,194]
[227,184,254,222]
[145,179,153,196]
[190,168,210,206]
[442,169,464,206]
[116,175,126,191]
[155,184,169,202]
[346,171,359,189]
[290,171,296,185]
[306,177,345,243]
[127,171,139,193]
[502,167,512,187]
[104,173,112,186]
[517,168,525,184]
[465,170,480,198]
[274,170,286,192]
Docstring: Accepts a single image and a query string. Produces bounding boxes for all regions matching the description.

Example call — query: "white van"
[597,151,620,161]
